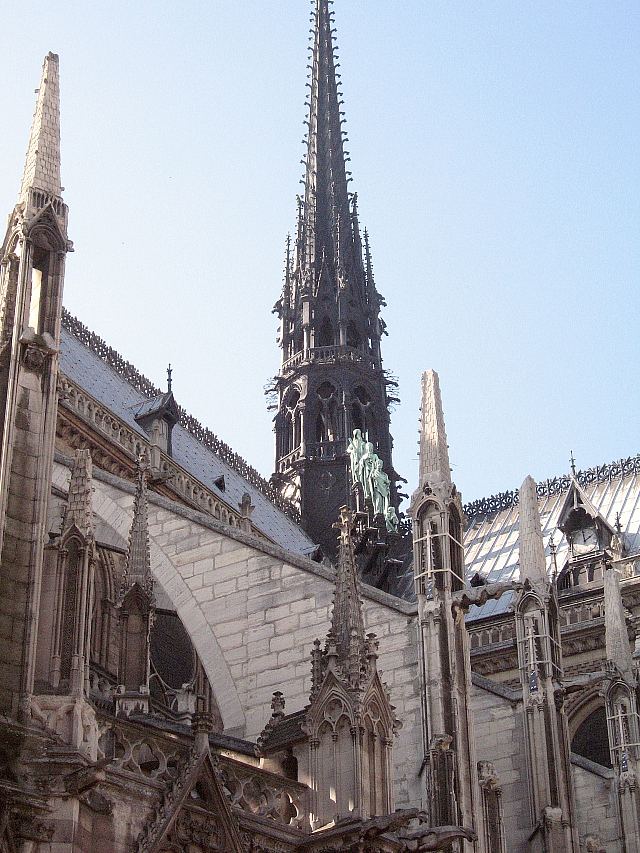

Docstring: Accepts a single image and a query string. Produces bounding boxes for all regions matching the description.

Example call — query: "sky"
[0,1,638,509]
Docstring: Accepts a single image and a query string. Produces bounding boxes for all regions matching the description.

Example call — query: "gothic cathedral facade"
[0,3,638,852]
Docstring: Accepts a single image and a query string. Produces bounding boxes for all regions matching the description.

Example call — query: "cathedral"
[0,2,639,851]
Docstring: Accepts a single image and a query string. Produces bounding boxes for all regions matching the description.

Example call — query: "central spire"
[299,0,357,282]
[272,1,400,566]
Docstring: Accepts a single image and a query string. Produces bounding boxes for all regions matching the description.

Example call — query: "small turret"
[116,457,155,716]
[304,506,398,826]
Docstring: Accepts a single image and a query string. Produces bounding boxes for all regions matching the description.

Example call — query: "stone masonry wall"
[571,760,620,851]
[51,458,425,810]
[470,682,528,851]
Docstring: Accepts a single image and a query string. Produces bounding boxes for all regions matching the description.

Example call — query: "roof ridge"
[61,309,301,523]
[464,454,640,523]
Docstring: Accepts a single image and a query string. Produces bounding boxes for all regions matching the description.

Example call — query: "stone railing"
[29,187,66,217]
[469,618,515,651]
[281,344,374,373]
[218,755,310,831]
[469,576,640,655]
[57,375,247,532]
[306,439,346,461]
[277,446,303,473]
[464,454,640,523]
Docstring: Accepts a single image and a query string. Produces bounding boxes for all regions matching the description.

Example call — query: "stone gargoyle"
[398,825,477,851]
[452,579,524,612]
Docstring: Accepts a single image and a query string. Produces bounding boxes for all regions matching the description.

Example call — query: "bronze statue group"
[347,429,399,533]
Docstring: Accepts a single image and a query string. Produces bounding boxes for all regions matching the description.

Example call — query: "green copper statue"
[347,429,398,533]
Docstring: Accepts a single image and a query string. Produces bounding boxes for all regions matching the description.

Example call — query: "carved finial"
[416,370,452,495]
[327,506,367,677]
[20,53,63,205]
[192,711,214,754]
[167,363,172,393]
[604,561,635,683]
[615,512,623,535]
[518,475,548,589]
[62,449,94,540]
[570,450,577,477]
[238,492,254,533]
[549,532,558,582]
[270,691,286,721]
[122,455,153,597]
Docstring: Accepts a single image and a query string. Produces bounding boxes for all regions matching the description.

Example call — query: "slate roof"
[464,459,640,621]
[258,708,307,753]
[59,321,316,556]
[392,457,640,615]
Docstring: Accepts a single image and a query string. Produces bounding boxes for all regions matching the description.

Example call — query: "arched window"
[572,707,611,768]
[351,386,375,443]
[282,390,300,456]
[346,321,361,349]
[317,316,335,347]
[60,538,82,684]
[91,549,117,674]
[415,502,442,595]
[448,505,464,591]
[315,382,338,444]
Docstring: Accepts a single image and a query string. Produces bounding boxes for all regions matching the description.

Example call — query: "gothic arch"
[570,703,611,769]
[313,381,339,445]
[317,316,335,347]
[346,320,361,349]
[350,385,376,442]
[53,467,245,732]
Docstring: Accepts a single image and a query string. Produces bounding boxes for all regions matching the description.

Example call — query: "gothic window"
[448,505,464,590]
[363,716,387,817]
[478,762,505,853]
[314,382,338,444]
[281,749,298,781]
[351,386,375,443]
[91,549,115,673]
[415,503,442,595]
[317,316,335,347]
[28,246,48,332]
[572,707,611,769]
[346,320,361,349]
[60,537,82,683]
[282,390,301,456]
[120,592,148,691]
[336,716,355,816]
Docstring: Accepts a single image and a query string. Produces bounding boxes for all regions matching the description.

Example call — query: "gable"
[137,750,243,853]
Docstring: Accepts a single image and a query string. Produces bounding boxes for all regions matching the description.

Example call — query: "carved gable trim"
[136,750,244,853]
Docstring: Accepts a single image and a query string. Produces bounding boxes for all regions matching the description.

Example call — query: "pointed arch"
[317,315,335,347]
[346,320,361,349]
[56,469,245,731]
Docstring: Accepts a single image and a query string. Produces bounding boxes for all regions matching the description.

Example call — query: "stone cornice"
[57,376,254,538]
[54,452,417,617]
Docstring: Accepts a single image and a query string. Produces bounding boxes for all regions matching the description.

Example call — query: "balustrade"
[218,755,310,831]
[281,344,373,373]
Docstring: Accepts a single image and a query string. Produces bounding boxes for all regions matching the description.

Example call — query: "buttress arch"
[51,460,245,732]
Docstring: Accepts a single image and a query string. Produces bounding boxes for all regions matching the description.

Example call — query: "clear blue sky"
[1,1,638,507]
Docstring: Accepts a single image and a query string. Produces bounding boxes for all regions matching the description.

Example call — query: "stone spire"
[272,1,398,563]
[518,475,547,589]
[328,506,367,677]
[61,449,94,540]
[417,370,451,493]
[19,52,62,204]
[604,563,634,683]
[122,458,153,597]
[300,0,353,275]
